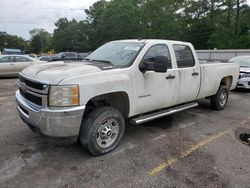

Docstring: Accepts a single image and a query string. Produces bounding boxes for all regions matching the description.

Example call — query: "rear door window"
[14,56,32,62]
[173,45,195,68]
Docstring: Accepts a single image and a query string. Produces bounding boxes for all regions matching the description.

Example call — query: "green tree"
[207,0,249,48]
[181,0,250,49]
[140,0,185,39]
[24,0,250,52]
[182,0,224,49]
[29,28,51,53]
[85,0,185,49]
[0,31,28,51]
[51,18,91,52]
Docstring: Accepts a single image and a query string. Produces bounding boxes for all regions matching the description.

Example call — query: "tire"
[210,85,229,111]
[79,106,125,156]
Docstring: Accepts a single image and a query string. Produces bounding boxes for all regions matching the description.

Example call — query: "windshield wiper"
[82,57,90,61]
[83,58,115,69]
[91,59,114,66]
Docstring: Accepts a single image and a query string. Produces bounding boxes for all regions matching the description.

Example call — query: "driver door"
[135,44,179,114]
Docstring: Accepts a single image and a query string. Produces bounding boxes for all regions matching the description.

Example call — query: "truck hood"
[21,62,102,84]
[240,67,250,73]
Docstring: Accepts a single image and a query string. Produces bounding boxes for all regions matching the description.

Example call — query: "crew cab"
[16,39,239,155]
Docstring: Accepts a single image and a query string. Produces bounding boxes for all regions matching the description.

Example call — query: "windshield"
[229,56,250,67]
[86,42,145,68]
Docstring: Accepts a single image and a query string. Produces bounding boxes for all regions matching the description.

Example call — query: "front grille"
[18,75,48,107]
[19,76,46,91]
[19,87,42,106]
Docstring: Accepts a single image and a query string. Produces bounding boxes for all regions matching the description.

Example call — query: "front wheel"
[79,107,125,156]
[210,85,229,111]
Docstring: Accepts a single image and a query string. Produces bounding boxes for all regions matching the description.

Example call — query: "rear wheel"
[79,106,125,156]
[210,85,229,111]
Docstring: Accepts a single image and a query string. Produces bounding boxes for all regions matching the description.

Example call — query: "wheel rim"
[96,118,119,148]
[219,90,227,107]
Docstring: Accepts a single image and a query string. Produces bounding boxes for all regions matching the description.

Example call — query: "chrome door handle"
[166,75,175,79]
[192,72,199,76]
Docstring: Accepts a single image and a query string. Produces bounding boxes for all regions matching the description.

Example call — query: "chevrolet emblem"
[20,82,27,93]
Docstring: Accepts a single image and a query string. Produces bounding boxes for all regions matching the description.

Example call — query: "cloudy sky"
[0,0,99,39]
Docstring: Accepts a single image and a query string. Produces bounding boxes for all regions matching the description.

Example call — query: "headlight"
[49,85,79,107]
[241,73,250,78]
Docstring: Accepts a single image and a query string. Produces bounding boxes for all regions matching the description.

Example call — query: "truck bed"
[197,62,239,99]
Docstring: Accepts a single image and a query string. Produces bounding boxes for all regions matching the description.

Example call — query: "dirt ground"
[0,78,250,188]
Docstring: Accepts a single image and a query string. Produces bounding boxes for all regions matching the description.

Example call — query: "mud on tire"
[210,85,229,111]
[79,107,125,156]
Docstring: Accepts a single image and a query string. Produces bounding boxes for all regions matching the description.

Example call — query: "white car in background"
[229,56,250,89]
[0,55,62,77]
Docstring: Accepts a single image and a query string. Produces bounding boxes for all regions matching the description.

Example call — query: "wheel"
[79,106,125,156]
[210,85,229,111]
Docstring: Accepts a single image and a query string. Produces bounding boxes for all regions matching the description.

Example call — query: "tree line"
[1,0,250,54]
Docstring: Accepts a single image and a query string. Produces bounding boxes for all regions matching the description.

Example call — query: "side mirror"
[139,56,168,73]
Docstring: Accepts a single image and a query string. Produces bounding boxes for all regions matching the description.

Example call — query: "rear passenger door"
[173,44,201,104]
[14,56,33,73]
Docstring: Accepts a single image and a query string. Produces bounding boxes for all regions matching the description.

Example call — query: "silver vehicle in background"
[229,56,250,89]
[0,55,45,77]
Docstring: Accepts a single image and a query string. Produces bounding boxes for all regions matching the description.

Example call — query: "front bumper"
[16,90,85,137]
[237,78,250,89]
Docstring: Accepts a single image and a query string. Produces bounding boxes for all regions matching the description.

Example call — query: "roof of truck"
[113,39,192,46]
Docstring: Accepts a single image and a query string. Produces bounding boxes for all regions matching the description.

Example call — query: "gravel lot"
[0,78,250,188]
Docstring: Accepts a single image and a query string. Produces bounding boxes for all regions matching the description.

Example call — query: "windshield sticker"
[124,46,140,51]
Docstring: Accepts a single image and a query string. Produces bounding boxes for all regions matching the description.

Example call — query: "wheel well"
[84,92,130,118]
[220,76,233,89]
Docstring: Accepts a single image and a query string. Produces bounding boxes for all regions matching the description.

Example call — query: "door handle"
[166,75,175,79]
[192,72,199,76]
[10,63,14,66]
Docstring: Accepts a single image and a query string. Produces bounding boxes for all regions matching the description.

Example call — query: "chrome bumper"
[16,90,85,137]
[237,79,250,89]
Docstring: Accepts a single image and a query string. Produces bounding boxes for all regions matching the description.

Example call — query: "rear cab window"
[143,44,172,69]
[173,44,195,68]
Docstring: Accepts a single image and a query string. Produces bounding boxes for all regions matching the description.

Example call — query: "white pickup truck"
[16,39,239,155]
